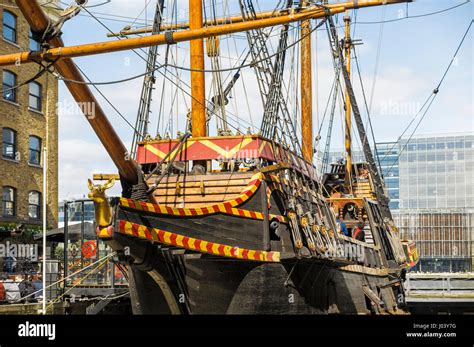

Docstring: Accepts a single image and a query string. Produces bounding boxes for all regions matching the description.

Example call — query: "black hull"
[114,234,403,315]
[99,171,409,315]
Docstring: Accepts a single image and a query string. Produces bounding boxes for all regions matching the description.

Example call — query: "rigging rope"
[14,251,117,303]
[55,17,327,84]
[384,19,473,176]
[356,1,470,25]
[352,46,382,173]
[66,2,257,135]
[368,5,386,115]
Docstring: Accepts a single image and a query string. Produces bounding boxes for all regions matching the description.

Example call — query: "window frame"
[2,186,16,217]
[29,81,42,111]
[29,29,41,51]
[28,135,42,166]
[28,191,41,220]
[2,10,17,44]
[3,70,17,102]
[2,127,17,160]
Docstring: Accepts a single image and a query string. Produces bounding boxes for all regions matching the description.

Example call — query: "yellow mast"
[0,1,410,68]
[13,0,139,184]
[190,0,207,138]
[344,11,353,194]
[301,0,313,162]
[4,0,410,185]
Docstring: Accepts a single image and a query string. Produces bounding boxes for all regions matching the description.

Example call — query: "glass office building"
[398,133,474,210]
[325,132,474,272]
[396,133,474,272]
[375,142,400,210]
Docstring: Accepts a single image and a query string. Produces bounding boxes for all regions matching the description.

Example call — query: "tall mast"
[344,11,353,193]
[190,0,206,137]
[0,1,411,68]
[300,0,313,162]
[14,0,138,184]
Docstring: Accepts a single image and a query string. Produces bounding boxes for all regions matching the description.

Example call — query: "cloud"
[56,2,472,199]
[58,139,122,200]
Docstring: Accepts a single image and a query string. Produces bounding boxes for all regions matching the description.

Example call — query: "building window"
[2,186,16,217]
[29,29,40,51]
[3,70,17,102]
[2,11,17,44]
[28,191,41,220]
[29,82,42,111]
[2,128,16,160]
[29,136,41,165]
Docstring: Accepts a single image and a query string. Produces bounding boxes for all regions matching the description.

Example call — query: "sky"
[54,0,473,199]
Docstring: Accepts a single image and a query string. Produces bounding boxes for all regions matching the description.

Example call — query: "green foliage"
[0,222,44,243]
[54,245,64,260]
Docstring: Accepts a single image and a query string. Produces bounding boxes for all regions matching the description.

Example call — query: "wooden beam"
[190,0,206,137]
[300,1,313,162]
[15,0,138,184]
[92,174,120,181]
[107,9,295,37]
[107,0,410,37]
[344,12,353,193]
[0,1,410,67]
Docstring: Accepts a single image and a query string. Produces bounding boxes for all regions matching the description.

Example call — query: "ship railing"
[336,234,384,268]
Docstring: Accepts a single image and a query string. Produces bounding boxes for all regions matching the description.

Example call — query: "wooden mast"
[300,1,313,163]
[107,0,406,37]
[0,1,411,68]
[190,0,206,138]
[1,0,410,186]
[14,0,138,184]
[344,11,353,193]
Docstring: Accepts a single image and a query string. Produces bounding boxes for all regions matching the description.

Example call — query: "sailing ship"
[7,0,419,314]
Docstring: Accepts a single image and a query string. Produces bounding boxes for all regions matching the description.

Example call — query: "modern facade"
[396,133,474,272]
[0,1,60,233]
[375,142,400,210]
[398,133,474,210]
[395,210,473,272]
[58,200,95,227]
[326,132,474,272]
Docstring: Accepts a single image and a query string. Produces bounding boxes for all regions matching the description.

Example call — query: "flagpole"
[42,70,50,315]
[42,143,47,314]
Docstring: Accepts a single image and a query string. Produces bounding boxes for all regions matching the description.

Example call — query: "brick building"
[0,0,59,233]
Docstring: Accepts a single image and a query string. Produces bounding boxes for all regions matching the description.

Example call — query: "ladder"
[130,0,165,159]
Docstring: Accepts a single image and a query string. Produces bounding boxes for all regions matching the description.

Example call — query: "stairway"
[353,180,375,199]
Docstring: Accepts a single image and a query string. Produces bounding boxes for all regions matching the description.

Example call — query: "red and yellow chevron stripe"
[137,135,275,164]
[121,172,261,215]
[136,135,318,181]
[117,220,281,262]
[119,172,286,223]
[120,197,286,222]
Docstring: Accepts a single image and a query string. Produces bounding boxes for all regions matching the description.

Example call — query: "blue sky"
[56,0,473,198]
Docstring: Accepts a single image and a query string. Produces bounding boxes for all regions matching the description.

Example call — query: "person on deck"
[353,221,366,242]
[336,216,349,237]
